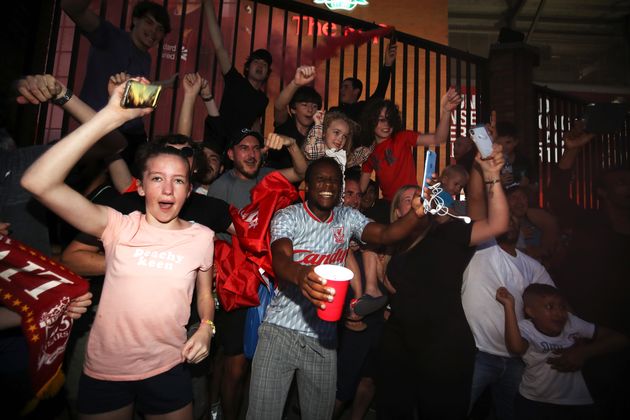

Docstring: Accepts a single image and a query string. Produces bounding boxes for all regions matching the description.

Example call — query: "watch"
[52,88,73,106]
[201,319,216,336]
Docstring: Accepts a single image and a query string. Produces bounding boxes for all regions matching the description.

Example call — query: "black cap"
[249,49,272,66]
[227,128,264,149]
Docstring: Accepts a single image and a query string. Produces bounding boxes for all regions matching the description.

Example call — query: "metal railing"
[40,0,488,180]
[535,85,629,209]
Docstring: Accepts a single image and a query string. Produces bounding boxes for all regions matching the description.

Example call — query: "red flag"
[215,172,299,311]
[0,235,89,398]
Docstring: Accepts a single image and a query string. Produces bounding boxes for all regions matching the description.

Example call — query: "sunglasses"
[165,145,195,158]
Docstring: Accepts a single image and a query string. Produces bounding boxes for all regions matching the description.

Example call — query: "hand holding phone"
[421,150,437,196]
[469,124,493,159]
[120,80,162,109]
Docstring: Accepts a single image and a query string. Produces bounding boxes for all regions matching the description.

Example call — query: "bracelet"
[200,94,214,102]
[201,319,216,336]
[484,179,501,185]
[51,88,73,106]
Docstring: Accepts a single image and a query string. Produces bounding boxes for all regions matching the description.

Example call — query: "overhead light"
[313,1,369,11]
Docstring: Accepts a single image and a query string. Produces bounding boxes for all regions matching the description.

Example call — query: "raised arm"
[16,74,127,161]
[200,77,219,118]
[202,0,231,75]
[302,110,326,160]
[367,39,396,101]
[177,73,203,137]
[20,82,152,238]
[17,73,134,192]
[265,133,307,183]
[469,144,509,245]
[274,66,316,125]
[416,87,462,146]
[61,0,100,33]
[361,189,428,245]
[465,115,497,221]
[496,287,529,355]
[550,121,595,225]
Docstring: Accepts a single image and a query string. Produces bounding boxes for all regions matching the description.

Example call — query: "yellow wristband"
[201,319,216,336]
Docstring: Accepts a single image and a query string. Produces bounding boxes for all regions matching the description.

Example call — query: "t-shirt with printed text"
[518,313,596,405]
[265,202,370,346]
[84,209,214,381]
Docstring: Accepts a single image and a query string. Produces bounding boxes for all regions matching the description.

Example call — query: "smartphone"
[469,124,493,159]
[437,189,454,208]
[120,80,162,108]
[421,150,437,195]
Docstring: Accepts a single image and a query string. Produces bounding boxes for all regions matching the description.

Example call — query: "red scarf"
[0,235,89,398]
[215,172,298,311]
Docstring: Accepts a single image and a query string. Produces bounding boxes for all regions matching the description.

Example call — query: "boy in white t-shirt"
[496,284,629,419]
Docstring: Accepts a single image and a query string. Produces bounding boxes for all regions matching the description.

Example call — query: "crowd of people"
[2,1,630,420]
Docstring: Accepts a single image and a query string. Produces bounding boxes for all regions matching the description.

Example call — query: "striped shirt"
[265,202,370,344]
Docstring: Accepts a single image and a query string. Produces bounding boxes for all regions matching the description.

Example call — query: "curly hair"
[358,99,402,147]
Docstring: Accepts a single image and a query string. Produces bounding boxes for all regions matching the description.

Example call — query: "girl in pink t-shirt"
[21,80,215,418]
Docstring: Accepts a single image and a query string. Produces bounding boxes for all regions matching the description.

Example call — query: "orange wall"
[295,0,448,44]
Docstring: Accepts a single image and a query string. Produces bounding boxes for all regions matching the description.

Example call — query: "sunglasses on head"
[165,145,195,158]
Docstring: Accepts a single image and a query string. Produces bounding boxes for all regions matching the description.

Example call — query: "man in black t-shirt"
[329,38,396,123]
[267,66,322,170]
[202,0,271,153]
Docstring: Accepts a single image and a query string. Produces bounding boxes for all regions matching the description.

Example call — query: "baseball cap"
[226,128,264,149]
[249,49,272,66]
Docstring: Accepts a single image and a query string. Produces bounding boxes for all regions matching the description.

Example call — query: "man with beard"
[462,215,555,420]
[246,157,428,419]
[206,128,306,420]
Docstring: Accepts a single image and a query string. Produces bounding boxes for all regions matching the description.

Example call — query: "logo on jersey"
[239,207,259,230]
[294,248,348,265]
[332,226,345,244]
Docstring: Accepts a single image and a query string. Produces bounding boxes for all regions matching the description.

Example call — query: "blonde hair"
[323,111,357,153]
[390,185,420,223]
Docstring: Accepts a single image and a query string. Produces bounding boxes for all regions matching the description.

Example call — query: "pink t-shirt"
[84,209,214,381]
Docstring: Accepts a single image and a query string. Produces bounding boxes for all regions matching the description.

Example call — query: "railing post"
[488,43,540,163]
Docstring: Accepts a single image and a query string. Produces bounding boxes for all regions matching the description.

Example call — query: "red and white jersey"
[266,201,370,344]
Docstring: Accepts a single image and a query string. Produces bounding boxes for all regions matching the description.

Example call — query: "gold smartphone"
[120,80,162,108]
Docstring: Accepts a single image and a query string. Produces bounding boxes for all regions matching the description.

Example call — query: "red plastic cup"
[315,264,354,322]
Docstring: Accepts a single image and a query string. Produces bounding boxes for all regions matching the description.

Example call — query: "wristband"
[201,319,216,336]
[484,179,501,185]
[52,88,73,106]
[201,94,214,102]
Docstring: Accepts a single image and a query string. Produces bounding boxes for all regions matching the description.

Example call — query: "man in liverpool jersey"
[246,157,429,419]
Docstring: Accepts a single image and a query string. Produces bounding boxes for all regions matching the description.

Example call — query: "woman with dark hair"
[21,81,215,419]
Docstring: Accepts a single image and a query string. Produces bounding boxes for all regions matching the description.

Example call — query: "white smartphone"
[469,124,493,159]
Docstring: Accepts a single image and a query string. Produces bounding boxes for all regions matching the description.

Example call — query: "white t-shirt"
[518,313,595,405]
[462,240,554,356]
